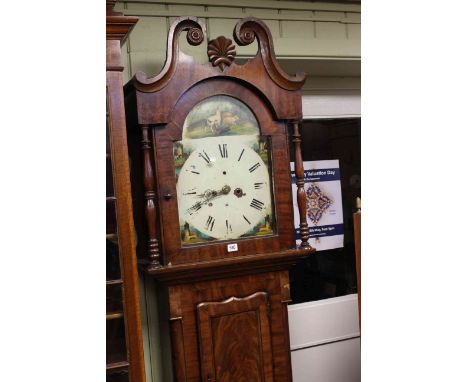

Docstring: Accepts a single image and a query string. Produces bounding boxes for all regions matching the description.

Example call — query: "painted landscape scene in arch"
[182,95,259,140]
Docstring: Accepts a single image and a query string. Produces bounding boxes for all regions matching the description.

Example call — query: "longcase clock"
[125,16,314,382]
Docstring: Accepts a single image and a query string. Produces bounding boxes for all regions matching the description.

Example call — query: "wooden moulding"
[145,247,314,284]
[233,17,306,91]
[133,16,305,92]
[106,1,138,41]
[106,16,139,40]
[126,16,305,123]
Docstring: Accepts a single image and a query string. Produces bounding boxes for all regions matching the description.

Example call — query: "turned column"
[141,124,162,268]
[291,121,310,249]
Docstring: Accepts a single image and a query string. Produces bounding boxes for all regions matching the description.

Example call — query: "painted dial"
[176,136,272,240]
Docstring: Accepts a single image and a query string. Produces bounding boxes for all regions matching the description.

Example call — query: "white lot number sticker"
[227,243,238,252]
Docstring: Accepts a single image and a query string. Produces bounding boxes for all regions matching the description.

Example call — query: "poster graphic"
[291,160,344,251]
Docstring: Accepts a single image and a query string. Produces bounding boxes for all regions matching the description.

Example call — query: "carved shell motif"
[207,36,236,71]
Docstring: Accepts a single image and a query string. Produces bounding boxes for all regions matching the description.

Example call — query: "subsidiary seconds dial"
[176,138,273,241]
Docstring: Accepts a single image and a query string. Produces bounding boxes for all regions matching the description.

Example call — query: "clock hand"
[197,189,217,199]
[186,201,203,215]
[187,185,231,214]
[196,185,231,200]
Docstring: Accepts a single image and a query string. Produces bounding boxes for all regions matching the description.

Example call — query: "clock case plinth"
[125,16,314,382]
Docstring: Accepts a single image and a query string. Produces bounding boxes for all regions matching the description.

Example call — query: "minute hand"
[196,185,231,202]
[187,187,228,214]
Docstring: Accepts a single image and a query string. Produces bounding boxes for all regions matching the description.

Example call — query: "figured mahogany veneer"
[125,15,314,382]
[167,271,293,382]
[197,292,274,382]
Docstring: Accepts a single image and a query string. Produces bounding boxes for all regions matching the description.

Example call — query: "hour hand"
[197,189,217,199]
[200,185,231,197]
[186,201,203,215]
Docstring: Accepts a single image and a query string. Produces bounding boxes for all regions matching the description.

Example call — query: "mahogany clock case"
[128,79,296,266]
[123,16,314,382]
[124,16,312,269]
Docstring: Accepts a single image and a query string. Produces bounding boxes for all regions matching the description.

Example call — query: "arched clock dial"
[176,136,274,242]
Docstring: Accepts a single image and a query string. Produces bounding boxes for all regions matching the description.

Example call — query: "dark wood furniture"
[106,2,145,381]
[125,16,314,381]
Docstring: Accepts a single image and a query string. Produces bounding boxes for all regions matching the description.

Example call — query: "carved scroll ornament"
[134,17,205,92]
[132,16,305,93]
[233,17,305,90]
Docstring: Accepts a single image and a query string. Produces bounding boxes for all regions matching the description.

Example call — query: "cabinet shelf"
[107,312,124,320]
[106,279,123,285]
[106,361,129,371]
[106,233,118,241]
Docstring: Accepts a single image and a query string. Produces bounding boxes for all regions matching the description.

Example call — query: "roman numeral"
[254,182,263,189]
[191,170,200,175]
[237,148,245,161]
[183,188,197,195]
[250,198,264,211]
[225,219,232,233]
[249,162,260,173]
[218,143,228,158]
[243,215,251,225]
[198,150,211,164]
[206,216,215,231]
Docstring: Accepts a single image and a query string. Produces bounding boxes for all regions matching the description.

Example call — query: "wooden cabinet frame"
[106,1,145,381]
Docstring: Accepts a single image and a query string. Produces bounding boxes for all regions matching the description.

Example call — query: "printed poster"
[291,159,344,251]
